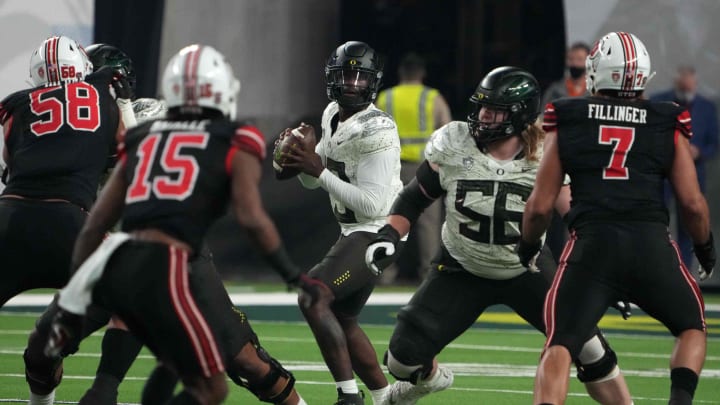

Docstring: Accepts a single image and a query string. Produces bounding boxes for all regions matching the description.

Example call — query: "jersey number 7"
[127,132,209,202]
[599,125,635,180]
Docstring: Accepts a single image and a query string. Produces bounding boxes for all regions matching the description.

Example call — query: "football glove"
[111,71,134,100]
[695,232,716,281]
[365,224,401,275]
[515,238,542,273]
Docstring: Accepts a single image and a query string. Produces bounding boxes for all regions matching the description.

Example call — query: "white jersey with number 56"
[426,121,547,280]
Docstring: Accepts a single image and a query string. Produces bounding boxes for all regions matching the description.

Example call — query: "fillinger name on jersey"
[588,104,647,124]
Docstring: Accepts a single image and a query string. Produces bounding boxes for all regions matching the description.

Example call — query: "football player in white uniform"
[366,67,632,405]
[278,41,403,405]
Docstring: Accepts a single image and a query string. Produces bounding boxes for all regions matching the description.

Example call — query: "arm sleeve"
[317,147,397,218]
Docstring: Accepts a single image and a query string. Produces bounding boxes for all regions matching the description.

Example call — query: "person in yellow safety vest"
[376,53,451,282]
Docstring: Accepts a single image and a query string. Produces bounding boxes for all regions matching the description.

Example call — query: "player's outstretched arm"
[72,163,128,270]
[231,150,320,292]
[670,136,711,244]
[518,131,564,269]
[670,135,715,279]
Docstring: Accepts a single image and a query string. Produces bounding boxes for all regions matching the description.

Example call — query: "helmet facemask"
[326,66,381,109]
[85,43,136,99]
[466,67,542,150]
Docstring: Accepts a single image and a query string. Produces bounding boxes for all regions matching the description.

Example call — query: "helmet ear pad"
[325,41,383,109]
[467,66,541,147]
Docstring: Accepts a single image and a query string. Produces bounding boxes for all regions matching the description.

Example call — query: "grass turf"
[1,310,719,404]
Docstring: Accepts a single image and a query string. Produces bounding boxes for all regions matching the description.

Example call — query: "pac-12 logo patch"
[463,157,474,169]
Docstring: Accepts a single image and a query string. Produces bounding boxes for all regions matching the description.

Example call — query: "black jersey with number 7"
[544,96,692,227]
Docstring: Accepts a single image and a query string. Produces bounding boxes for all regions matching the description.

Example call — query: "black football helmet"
[85,43,136,99]
[325,41,383,109]
[467,66,541,147]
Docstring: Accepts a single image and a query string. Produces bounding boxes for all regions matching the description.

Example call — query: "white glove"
[365,241,396,276]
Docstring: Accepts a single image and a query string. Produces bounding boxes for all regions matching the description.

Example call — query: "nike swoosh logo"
[521,168,533,173]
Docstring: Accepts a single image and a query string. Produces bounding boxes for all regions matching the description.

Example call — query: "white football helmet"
[586,32,655,97]
[161,44,240,119]
[29,36,93,87]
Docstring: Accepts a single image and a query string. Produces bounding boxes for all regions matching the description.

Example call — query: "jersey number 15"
[127,132,209,202]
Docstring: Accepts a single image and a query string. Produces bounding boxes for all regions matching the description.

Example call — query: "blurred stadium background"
[0,0,717,287]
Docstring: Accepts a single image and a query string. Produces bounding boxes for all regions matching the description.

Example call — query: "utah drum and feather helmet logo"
[612,71,621,83]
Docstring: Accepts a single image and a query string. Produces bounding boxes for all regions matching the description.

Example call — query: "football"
[272,123,315,180]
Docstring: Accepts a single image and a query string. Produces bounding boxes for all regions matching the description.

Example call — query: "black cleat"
[44,310,84,359]
[334,388,365,405]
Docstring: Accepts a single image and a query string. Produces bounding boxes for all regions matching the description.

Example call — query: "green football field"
[1,294,719,404]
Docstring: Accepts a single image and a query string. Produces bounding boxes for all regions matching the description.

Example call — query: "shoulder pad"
[0,89,30,125]
[424,121,473,165]
[355,109,398,154]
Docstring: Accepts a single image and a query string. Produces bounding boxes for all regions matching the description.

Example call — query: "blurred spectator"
[542,42,591,106]
[541,42,591,262]
[376,53,451,282]
[651,65,719,267]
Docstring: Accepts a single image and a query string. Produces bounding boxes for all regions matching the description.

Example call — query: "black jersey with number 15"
[0,69,119,210]
[119,118,266,252]
[543,96,692,227]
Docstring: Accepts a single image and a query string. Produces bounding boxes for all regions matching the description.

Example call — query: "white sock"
[297,396,308,405]
[336,379,359,394]
[370,386,390,404]
[28,391,55,405]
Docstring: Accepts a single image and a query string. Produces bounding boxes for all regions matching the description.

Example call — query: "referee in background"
[376,53,451,282]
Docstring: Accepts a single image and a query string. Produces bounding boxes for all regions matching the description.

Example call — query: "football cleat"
[385,366,453,405]
[334,388,365,405]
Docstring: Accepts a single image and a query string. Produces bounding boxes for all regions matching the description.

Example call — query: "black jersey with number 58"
[119,118,265,252]
[544,96,692,227]
[0,69,119,210]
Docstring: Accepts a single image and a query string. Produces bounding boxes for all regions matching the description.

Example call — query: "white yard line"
[5,293,720,311]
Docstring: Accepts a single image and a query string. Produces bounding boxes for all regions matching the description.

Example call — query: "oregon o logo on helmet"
[349,59,357,65]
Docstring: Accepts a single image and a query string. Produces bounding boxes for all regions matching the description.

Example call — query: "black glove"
[695,232,716,281]
[612,301,632,320]
[111,72,134,100]
[515,238,542,272]
[365,224,401,275]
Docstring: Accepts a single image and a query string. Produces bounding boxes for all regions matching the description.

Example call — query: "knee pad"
[575,335,619,383]
[227,342,295,404]
[24,303,75,396]
[23,347,63,395]
[384,350,433,384]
